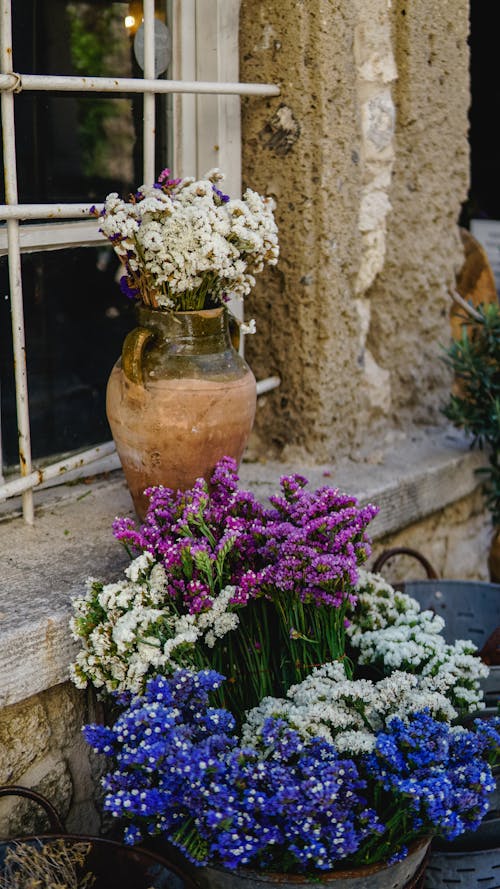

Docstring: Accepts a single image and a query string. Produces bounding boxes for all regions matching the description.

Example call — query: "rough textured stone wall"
[240,0,470,461]
[0,683,103,838]
[366,0,470,435]
[370,489,492,583]
[240,0,365,461]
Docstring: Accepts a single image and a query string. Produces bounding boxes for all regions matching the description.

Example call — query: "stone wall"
[370,488,492,584]
[239,0,470,462]
[0,683,103,838]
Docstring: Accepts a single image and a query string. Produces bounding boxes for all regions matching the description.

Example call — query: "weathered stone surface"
[0,682,104,838]
[239,0,470,460]
[371,488,492,583]
[0,700,50,784]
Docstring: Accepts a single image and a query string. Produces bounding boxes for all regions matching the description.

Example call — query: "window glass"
[0,248,135,465]
[0,0,172,467]
[2,0,171,203]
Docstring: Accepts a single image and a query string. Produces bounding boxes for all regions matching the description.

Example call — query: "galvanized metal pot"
[182,838,431,889]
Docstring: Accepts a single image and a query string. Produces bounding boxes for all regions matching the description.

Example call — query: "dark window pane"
[0,0,172,467]
[0,248,135,466]
[1,0,171,203]
[5,1,135,202]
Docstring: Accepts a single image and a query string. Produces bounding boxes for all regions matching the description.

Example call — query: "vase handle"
[122,326,154,385]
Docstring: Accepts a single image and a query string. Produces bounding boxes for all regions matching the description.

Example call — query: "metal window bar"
[0,0,280,523]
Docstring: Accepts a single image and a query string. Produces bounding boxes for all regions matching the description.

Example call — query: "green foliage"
[442,301,500,525]
[66,4,123,176]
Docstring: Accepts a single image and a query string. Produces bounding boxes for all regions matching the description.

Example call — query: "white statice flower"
[98,195,141,255]
[241,660,460,757]
[97,169,279,310]
[69,552,240,696]
[125,551,155,582]
[348,569,489,713]
[348,568,421,639]
[112,606,164,649]
[240,319,257,336]
[196,584,240,645]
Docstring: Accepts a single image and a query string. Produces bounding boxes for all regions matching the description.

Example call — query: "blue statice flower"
[83,671,500,874]
[83,669,383,873]
[119,274,140,299]
[470,714,500,764]
[362,710,497,848]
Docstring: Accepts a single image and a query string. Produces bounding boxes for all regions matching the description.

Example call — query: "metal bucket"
[371,550,500,885]
[371,548,500,705]
[424,842,500,888]
[400,579,500,704]
[179,838,431,889]
[0,786,194,889]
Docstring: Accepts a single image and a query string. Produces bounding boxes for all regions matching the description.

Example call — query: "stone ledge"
[0,425,487,708]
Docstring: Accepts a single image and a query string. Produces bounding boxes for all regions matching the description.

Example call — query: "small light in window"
[125,15,136,29]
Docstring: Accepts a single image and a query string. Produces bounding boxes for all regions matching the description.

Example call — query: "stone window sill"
[0,425,487,709]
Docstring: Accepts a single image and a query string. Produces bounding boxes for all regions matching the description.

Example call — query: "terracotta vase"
[106,305,256,519]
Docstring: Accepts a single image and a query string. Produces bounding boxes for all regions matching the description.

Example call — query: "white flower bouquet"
[347,568,489,713]
[93,167,279,312]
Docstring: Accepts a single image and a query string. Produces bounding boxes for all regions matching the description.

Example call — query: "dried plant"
[0,838,96,889]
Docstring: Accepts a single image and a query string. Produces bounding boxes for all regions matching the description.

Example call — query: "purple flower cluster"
[242,473,379,608]
[112,456,378,613]
[112,457,264,613]
[83,671,499,873]
[110,458,379,713]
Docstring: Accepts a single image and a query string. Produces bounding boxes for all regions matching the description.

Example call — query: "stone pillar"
[239,0,470,461]
[366,0,470,431]
[240,0,365,462]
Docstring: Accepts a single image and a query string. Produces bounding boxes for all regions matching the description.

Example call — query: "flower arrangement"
[70,457,500,878]
[83,667,500,872]
[70,457,378,715]
[93,168,279,312]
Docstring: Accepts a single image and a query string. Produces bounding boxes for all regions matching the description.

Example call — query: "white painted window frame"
[0,0,280,523]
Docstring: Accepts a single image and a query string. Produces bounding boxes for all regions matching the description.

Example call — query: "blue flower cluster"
[84,670,381,871]
[83,670,500,874]
[363,710,500,848]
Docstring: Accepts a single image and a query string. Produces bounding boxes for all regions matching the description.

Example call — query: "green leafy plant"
[442,300,500,526]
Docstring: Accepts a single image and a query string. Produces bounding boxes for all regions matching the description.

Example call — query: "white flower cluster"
[348,569,489,712]
[241,660,462,757]
[69,552,239,695]
[99,168,279,308]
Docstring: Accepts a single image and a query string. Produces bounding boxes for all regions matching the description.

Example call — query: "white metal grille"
[0,0,280,523]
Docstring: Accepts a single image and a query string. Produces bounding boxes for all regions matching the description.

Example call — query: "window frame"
[0,0,280,522]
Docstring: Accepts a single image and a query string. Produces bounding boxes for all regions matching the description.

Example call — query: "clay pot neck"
[136,305,232,354]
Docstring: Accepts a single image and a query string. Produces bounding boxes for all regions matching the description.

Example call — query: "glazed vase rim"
[138,305,226,317]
